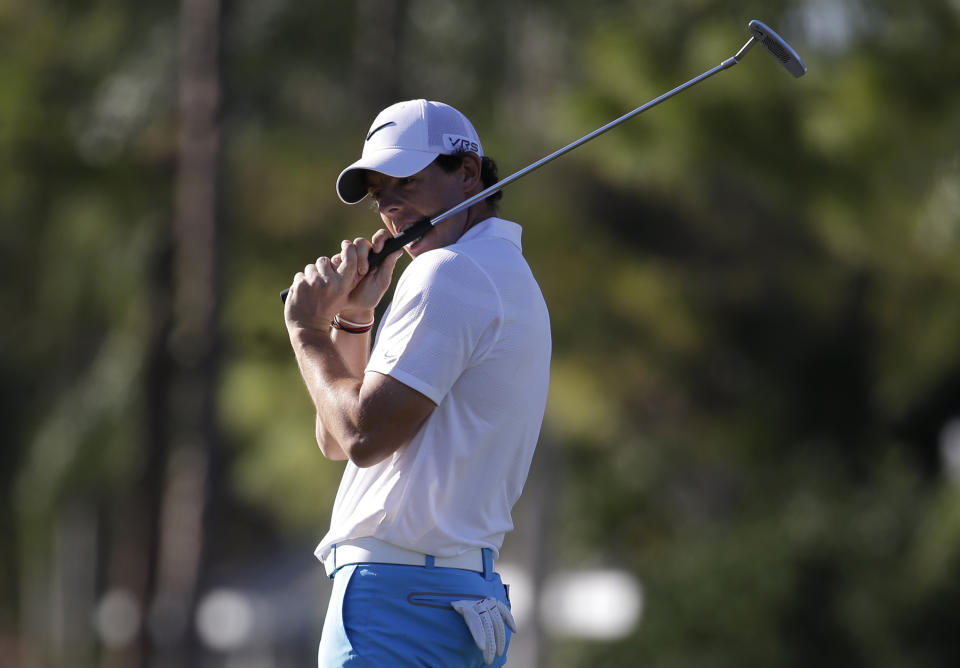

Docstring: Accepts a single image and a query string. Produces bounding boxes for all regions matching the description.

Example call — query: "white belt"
[322,537,487,577]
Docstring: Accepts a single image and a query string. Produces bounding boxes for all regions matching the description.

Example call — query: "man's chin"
[405,232,437,257]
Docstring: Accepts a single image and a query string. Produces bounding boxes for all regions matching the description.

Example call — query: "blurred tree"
[142,0,223,666]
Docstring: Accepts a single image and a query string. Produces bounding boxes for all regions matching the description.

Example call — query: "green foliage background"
[3,0,960,666]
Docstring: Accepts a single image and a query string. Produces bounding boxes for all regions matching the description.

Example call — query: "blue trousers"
[318,552,512,667]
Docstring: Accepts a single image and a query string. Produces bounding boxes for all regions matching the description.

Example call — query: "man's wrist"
[338,308,375,324]
[331,314,374,334]
[289,323,333,346]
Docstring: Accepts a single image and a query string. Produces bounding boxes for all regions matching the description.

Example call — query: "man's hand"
[284,229,401,332]
[451,597,517,665]
[284,252,352,332]
[329,229,401,319]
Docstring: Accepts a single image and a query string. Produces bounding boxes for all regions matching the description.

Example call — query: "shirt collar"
[456,217,522,251]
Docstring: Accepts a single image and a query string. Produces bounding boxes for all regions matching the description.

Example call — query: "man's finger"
[334,240,348,271]
[353,237,372,276]
[337,242,357,277]
[378,242,403,276]
[315,256,334,279]
[287,272,305,298]
[371,228,392,253]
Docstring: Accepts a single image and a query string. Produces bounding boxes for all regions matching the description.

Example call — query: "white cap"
[336,99,484,204]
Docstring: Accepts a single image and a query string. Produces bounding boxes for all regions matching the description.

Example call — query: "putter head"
[748,20,807,78]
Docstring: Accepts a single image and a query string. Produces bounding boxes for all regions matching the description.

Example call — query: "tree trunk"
[146,0,223,665]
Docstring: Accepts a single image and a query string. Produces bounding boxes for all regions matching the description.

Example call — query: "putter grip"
[279,216,432,303]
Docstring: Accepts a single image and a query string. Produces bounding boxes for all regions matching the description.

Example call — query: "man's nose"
[377,186,403,212]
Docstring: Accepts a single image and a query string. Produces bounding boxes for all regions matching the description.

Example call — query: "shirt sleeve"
[366,248,503,405]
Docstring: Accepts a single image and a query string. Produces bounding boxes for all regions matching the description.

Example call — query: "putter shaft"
[282,19,806,303]
[360,40,754,269]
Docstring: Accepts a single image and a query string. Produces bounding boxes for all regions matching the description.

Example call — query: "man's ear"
[459,153,483,193]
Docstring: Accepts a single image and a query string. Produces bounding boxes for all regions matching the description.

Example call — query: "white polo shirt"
[315,217,551,560]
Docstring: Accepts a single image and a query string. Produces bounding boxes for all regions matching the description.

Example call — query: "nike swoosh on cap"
[366,121,397,141]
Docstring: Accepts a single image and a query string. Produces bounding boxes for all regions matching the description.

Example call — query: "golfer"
[283,99,551,666]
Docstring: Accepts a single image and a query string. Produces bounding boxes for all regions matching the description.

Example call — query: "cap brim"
[336,149,439,204]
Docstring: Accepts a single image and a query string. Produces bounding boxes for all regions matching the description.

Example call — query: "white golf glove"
[450,597,517,665]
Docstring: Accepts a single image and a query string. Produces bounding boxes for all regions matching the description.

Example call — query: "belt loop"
[333,543,338,574]
[425,555,436,569]
[482,548,494,580]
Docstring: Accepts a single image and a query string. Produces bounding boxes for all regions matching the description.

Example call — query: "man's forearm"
[289,325,366,459]
[330,308,374,376]
[289,323,435,469]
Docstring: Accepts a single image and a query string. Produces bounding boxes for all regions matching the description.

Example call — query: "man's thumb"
[379,247,403,275]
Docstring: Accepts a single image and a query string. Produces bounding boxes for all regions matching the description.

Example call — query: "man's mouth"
[388,215,433,252]
[393,219,417,235]
[393,219,422,240]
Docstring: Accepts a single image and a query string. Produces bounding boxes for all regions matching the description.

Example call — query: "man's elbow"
[344,433,397,468]
[315,422,348,461]
[314,421,391,466]
[317,439,349,461]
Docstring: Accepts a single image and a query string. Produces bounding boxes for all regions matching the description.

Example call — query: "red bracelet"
[331,314,374,334]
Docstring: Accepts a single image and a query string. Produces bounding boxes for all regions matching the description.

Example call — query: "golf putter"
[281,19,805,303]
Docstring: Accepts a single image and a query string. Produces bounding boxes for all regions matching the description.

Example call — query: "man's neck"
[462,202,496,236]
